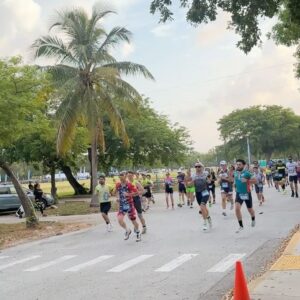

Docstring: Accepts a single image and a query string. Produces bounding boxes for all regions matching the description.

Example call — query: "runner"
[234,159,256,233]
[115,171,141,242]
[177,170,186,207]
[141,173,153,211]
[253,166,265,206]
[147,174,155,204]
[164,172,175,209]
[185,169,195,208]
[127,171,147,234]
[218,161,234,216]
[297,159,300,184]
[193,162,212,231]
[286,156,299,198]
[94,175,113,232]
[207,169,216,206]
[265,166,273,187]
[275,160,287,194]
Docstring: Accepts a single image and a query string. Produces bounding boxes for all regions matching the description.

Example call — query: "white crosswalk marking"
[107,255,154,273]
[0,256,9,260]
[207,253,246,272]
[64,255,114,272]
[0,255,41,271]
[155,254,198,272]
[24,255,77,272]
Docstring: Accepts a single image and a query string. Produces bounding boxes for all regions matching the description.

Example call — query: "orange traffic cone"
[234,261,250,300]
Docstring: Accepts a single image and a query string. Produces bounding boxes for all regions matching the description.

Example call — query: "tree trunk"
[0,161,38,227]
[90,135,99,207]
[61,165,88,195]
[50,165,58,204]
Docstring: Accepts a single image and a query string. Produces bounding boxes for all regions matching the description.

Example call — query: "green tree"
[32,7,154,206]
[98,98,191,172]
[0,57,50,227]
[217,105,300,161]
[150,1,300,54]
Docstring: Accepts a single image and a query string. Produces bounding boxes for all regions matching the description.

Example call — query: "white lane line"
[25,255,77,272]
[207,253,246,272]
[155,254,198,272]
[64,255,114,272]
[0,255,41,271]
[0,256,9,260]
[107,255,154,273]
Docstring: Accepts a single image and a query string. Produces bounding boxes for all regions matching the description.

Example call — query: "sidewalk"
[249,229,300,300]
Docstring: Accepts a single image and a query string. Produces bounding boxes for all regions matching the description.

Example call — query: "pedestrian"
[234,159,256,233]
[253,166,265,206]
[177,170,186,207]
[94,175,113,232]
[164,172,175,209]
[33,183,47,217]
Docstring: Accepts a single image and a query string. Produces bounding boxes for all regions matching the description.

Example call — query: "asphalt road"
[1,186,300,300]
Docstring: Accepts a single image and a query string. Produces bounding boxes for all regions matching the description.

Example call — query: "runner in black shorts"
[177,170,186,207]
[164,172,174,209]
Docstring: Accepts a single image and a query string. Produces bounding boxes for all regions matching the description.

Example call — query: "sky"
[0,0,299,152]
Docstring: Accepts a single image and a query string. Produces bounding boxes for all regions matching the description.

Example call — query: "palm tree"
[32,7,154,205]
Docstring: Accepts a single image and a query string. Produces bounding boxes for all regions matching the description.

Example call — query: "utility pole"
[247,136,251,165]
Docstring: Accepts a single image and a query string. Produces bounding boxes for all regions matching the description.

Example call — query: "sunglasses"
[195,166,202,168]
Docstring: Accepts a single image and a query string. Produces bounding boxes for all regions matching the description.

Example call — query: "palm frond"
[103,61,155,80]
[44,64,78,85]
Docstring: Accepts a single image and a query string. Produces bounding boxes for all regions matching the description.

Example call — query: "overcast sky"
[1,0,299,152]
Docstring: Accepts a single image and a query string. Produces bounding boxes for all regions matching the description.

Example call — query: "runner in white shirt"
[286,156,298,198]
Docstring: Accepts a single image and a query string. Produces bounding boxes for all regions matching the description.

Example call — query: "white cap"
[220,160,227,165]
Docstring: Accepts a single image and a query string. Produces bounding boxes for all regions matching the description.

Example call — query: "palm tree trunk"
[61,164,88,195]
[90,134,99,207]
[50,165,58,204]
[0,161,38,227]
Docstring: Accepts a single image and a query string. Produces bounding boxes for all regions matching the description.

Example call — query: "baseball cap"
[194,162,204,167]
[220,160,227,165]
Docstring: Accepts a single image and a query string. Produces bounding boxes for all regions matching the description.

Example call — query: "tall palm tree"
[32,7,154,205]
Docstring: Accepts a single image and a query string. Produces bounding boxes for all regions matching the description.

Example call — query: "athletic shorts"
[165,187,173,194]
[266,174,272,180]
[178,184,186,193]
[235,192,253,209]
[143,191,152,198]
[118,201,136,221]
[289,175,298,184]
[254,184,263,193]
[208,185,215,194]
[221,183,233,195]
[274,175,284,182]
[133,196,143,214]
[100,202,111,214]
[186,186,195,193]
[195,190,210,205]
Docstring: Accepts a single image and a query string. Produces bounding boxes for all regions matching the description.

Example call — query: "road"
[0,187,299,300]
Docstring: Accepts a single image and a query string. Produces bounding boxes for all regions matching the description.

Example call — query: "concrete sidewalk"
[249,229,300,300]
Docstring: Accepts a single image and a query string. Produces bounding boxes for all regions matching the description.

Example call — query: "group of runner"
[94,156,300,241]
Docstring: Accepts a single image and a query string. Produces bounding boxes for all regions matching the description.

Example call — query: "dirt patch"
[0,221,91,250]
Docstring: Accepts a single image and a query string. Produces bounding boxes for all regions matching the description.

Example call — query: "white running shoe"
[107,223,113,232]
[142,226,147,234]
[251,220,256,227]
[236,226,244,233]
[124,229,132,240]
[202,223,208,231]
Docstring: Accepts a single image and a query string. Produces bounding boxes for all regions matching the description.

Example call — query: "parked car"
[0,184,54,212]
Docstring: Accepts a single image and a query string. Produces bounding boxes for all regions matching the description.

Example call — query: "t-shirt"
[164,177,173,188]
[276,164,286,177]
[177,174,185,186]
[234,170,252,194]
[94,184,111,203]
[286,162,297,176]
[192,173,207,193]
[254,172,264,185]
[219,169,232,189]
[115,182,137,210]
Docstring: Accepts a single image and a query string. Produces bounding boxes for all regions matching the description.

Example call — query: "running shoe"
[177,204,182,208]
[107,223,113,232]
[236,226,244,233]
[296,192,299,198]
[142,226,147,234]
[136,231,142,242]
[251,220,256,227]
[222,211,227,217]
[202,223,208,231]
[291,191,295,197]
[124,229,132,240]
[190,204,193,209]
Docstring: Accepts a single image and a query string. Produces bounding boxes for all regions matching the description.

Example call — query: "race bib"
[121,202,130,211]
[222,182,229,188]
[201,190,209,197]
[258,184,263,188]
[208,185,213,189]
[239,193,249,201]
[278,174,283,178]
[103,192,109,202]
